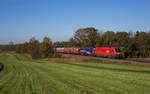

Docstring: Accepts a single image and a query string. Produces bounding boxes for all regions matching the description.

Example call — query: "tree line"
[0,27,150,58]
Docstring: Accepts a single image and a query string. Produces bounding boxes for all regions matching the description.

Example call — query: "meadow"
[0,53,150,94]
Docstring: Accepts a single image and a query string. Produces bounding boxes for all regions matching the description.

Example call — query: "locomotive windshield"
[115,48,121,52]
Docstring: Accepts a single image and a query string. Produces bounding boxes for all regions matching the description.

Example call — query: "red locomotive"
[94,47,121,58]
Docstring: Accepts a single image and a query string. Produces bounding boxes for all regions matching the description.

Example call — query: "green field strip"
[1,53,150,94]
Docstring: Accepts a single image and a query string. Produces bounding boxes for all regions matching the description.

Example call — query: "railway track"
[61,54,150,65]
[125,58,150,64]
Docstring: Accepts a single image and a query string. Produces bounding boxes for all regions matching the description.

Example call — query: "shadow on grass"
[56,62,150,74]
[0,62,4,72]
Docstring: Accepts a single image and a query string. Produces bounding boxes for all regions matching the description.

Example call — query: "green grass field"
[0,54,150,94]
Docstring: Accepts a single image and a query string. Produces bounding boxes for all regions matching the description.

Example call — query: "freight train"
[55,47,122,58]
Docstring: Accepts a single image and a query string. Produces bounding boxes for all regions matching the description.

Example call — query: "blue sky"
[0,0,150,44]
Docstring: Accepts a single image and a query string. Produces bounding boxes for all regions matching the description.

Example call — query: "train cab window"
[115,48,121,52]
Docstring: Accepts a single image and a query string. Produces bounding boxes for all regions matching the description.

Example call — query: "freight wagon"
[55,48,64,53]
[64,48,80,54]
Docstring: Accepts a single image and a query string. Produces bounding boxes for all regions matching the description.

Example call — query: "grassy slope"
[0,54,150,94]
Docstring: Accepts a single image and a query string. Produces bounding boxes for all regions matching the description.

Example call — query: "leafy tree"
[135,31,149,57]
[53,41,62,48]
[40,37,53,58]
[115,32,129,46]
[115,32,130,57]
[68,37,76,47]
[53,41,72,47]
[101,31,115,46]
[147,31,150,56]
[88,30,101,47]
[125,38,137,57]
[16,42,28,54]
[8,41,16,51]
[74,27,100,47]
[28,37,40,59]
[74,28,89,47]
